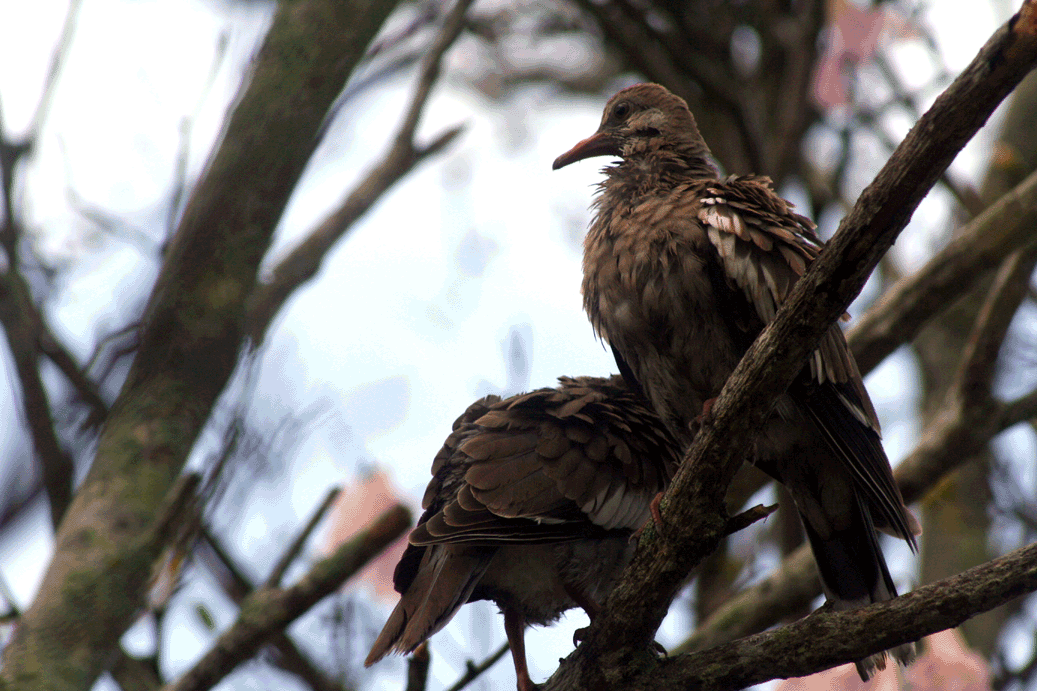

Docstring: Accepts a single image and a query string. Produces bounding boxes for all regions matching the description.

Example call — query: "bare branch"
[672,547,817,656]
[245,0,474,343]
[443,642,511,691]
[162,504,411,691]
[27,0,84,136]
[0,271,75,527]
[265,486,341,588]
[405,643,431,691]
[544,5,1037,687]
[37,321,108,427]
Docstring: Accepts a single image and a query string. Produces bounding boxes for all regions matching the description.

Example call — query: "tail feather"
[365,545,494,666]
[800,494,915,680]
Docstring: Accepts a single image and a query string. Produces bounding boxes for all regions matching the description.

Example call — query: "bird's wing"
[409,377,680,547]
[696,176,916,545]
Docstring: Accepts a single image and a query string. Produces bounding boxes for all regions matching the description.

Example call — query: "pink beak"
[552,131,619,170]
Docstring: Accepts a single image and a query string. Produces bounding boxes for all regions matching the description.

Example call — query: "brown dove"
[553,82,920,680]
[364,375,681,691]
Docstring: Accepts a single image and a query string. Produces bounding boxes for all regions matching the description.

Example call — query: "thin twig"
[265,486,342,587]
[405,642,431,691]
[444,642,511,691]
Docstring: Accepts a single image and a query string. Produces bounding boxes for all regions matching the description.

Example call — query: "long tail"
[799,491,916,680]
[365,544,494,666]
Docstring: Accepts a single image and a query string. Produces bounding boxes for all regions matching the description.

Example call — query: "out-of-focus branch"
[162,504,411,691]
[544,6,1037,688]
[0,271,75,527]
[196,516,345,691]
[37,321,109,427]
[0,2,404,688]
[849,167,1037,375]
[568,0,757,174]
[245,0,473,344]
[265,486,341,587]
[27,0,84,136]
[405,643,431,691]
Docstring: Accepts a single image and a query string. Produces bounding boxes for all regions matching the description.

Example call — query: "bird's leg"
[504,608,537,691]
[629,491,666,543]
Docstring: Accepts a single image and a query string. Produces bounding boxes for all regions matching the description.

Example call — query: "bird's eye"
[613,102,631,119]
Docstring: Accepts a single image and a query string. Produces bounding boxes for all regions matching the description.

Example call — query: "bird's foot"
[630,491,666,542]
[573,625,589,647]
[695,397,718,424]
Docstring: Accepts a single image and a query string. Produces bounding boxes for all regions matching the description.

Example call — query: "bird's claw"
[573,626,590,647]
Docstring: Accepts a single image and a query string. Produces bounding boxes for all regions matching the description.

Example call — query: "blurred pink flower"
[322,469,411,601]
[775,628,992,690]
[904,629,992,691]
[814,0,886,108]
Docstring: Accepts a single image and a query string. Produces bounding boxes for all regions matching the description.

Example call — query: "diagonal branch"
[245,0,473,343]
[545,4,1037,688]
[0,271,75,527]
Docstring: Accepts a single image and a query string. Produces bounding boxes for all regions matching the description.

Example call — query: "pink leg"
[504,608,536,691]
[630,491,666,542]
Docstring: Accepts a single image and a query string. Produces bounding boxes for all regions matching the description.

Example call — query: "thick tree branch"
[245,0,473,343]
[162,504,411,691]
[0,2,403,689]
[544,5,1037,688]
[641,540,1037,690]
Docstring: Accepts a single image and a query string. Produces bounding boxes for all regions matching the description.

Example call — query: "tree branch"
[161,504,411,691]
[676,153,1037,662]
[0,271,75,527]
[544,4,1037,688]
[644,540,1037,690]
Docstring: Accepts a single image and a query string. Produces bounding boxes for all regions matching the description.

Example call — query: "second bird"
[553,82,919,679]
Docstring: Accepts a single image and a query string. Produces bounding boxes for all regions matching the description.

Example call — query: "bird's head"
[552,83,713,171]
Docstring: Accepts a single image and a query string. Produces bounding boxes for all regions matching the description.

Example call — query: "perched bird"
[365,375,681,691]
[553,83,920,679]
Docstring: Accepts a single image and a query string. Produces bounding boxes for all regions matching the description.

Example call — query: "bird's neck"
[596,150,716,215]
